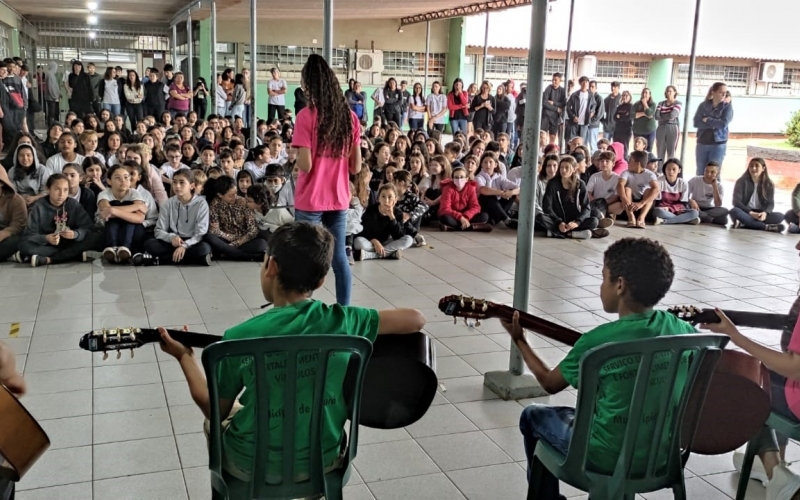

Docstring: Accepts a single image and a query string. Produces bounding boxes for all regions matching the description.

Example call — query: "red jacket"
[438,179,482,220]
[447,91,470,118]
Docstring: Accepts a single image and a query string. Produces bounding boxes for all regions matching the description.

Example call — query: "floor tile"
[417,431,513,471]
[405,404,478,438]
[93,436,181,480]
[38,415,92,450]
[93,383,167,414]
[446,463,529,500]
[169,404,207,435]
[23,389,93,420]
[16,482,92,500]
[17,445,92,491]
[93,470,188,500]
[24,349,92,372]
[182,466,212,500]
[367,473,465,500]
[23,367,92,395]
[354,440,439,482]
[455,400,525,430]
[93,362,162,389]
[176,432,209,468]
[484,426,528,462]
[93,407,174,444]
[438,375,500,404]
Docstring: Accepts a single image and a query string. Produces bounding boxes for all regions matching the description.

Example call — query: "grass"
[753,138,800,150]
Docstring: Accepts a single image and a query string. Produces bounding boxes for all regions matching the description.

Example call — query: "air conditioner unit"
[758,62,785,83]
[351,50,384,73]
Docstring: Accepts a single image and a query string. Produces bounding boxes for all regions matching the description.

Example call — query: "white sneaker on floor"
[733,450,768,486]
[8,251,24,263]
[413,234,426,247]
[689,217,701,225]
[654,217,664,225]
[570,230,592,240]
[360,250,378,261]
[766,464,800,500]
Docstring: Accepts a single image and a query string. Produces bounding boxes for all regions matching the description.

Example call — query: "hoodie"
[23,196,93,244]
[7,144,48,197]
[45,62,61,102]
[438,179,482,221]
[0,166,27,235]
[542,177,591,226]
[155,194,210,248]
[609,142,629,175]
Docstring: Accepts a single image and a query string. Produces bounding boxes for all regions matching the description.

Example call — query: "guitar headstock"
[438,295,496,325]
[667,305,720,325]
[78,327,156,359]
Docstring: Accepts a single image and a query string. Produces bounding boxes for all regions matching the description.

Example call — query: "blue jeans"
[294,209,351,305]
[520,404,575,497]
[729,207,784,230]
[408,118,424,131]
[230,104,245,121]
[587,127,600,153]
[401,111,408,130]
[102,102,121,116]
[695,143,727,176]
[450,119,468,134]
[652,207,700,224]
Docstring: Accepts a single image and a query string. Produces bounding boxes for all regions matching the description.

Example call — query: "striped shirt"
[656,100,682,125]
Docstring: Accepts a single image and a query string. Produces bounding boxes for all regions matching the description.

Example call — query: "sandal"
[626,222,637,228]
[635,221,646,229]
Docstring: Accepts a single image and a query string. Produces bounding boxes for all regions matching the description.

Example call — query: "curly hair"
[300,54,354,158]
[604,237,674,307]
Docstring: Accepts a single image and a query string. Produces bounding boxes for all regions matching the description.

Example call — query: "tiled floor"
[5,219,800,500]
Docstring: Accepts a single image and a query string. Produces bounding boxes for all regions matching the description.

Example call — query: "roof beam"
[400,0,548,26]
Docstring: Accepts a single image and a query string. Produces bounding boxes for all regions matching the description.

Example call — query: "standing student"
[426,81,448,133]
[438,166,491,232]
[229,73,247,120]
[694,82,733,175]
[167,72,192,118]
[565,76,596,145]
[540,156,606,239]
[632,88,656,153]
[541,73,566,145]
[0,167,27,262]
[728,157,784,232]
[45,131,85,176]
[7,143,48,206]
[492,84,512,138]
[346,81,368,126]
[586,80,605,153]
[688,161,729,226]
[470,82,495,132]
[124,70,145,127]
[19,174,102,267]
[382,78,403,127]
[408,83,427,132]
[602,81,622,141]
[447,78,470,134]
[475,151,519,226]
[99,67,122,117]
[354,183,413,261]
[586,150,623,224]
[267,68,287,122]
[143,169,211,266]
[204,175,267,261]
[62,162,97,219]
[652,158,700,225]
[612,91,633,158]
[97,164,149,263]
[655,86,682,166]
[617,150,659,228]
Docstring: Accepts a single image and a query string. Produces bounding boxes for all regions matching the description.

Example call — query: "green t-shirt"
[557,310,696,473]
[217,300,380,479]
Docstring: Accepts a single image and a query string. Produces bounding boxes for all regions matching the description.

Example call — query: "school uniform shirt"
[426,93,448,125]
[135,185,160,228]
[154,194,209,247]
[96,187,145,225]
[408,95,426,120]
[475,171,518,199]
[586,172,620,202]
[45,153,86,176]
[656,176,689,213]
[160,162,190,179]
[268,79,287,106]
[371,87,385,109]
[687,177,724,210]
[620,170,657,200]
[86,151,106,166]
[244,161,267,181]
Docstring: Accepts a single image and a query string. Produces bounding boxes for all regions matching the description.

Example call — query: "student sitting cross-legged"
[17,174,103,267]
[97,164,150,264]
[540,156,608,240]
[203,175,267,261]
[585,150,624,226]
[687,161,729,226]
[156,222,426,485]
[729,157,785,233]
[509,237,696,499]
[353,183,413,261]
[616,150,659,228]
[652,158,701,225]
[438,166,491,232]
[0,167,28,263]
[141,169,212,266]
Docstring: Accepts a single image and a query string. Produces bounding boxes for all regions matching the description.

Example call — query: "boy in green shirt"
[158,221,426,482]
[504,237,695,499]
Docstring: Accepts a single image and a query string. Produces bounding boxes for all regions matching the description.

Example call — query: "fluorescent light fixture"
[87,1,98,9]
[287,45,297,49]
[87,14,98,24]
[88,31,97,39]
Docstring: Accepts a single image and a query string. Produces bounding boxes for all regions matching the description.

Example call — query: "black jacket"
[542,177,590,225]
[77,186,97,219]
[566,90,597,125]
[69,72,94,104]
[589,93,604,128]
[143,80,166,106]
[383,88,403,114]
[732,175,775,213]
[358,204,406,242]
[493,95,511,126]
[541,84,566,119]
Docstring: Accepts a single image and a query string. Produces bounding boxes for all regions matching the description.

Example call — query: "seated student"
[157,222,425,485]
[345,176,369,265]
[262,163,295,215]
[142,169,211,266]
[729,158,784,233]
[267,135,287,165]
[237,169,254,198]
[354,183,413,261]
[646,152,661,174]
[62,163,97,219]
[438,165,491,232]
[204,175,267,261]
[246,184,274,242]
[540,156,607,240]
[125,143,168,207]
[79,130,106,167]
[617,150,659,228]
[82,156,107,198]
[97,164,149,264]
[586,150,623,225]
[475,151,519,226]
[571,150,590,185]
[45,131,85,176]
[246,167,294,240]
[443,141,464,169]
[596,137,610,152]
[42,123,63,159]
[18,174,103,267]
[123,161,160,233]
[609,142,628,174]
[510,237,696,498]
[206,166,223,180]
[393,170,429,247]
[160,144,190,189]
[390,150,406,171]
[420,155,452,226]
[688,161,728,226]
[243,145,270,181]
[192,145,218,172]
[7,144,48,206]
[0,168,27,263]
[218,149,240,179]
[652,158,700,225]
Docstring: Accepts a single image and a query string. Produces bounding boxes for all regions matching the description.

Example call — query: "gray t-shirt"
[620,169,657,199]
[268,79,286,106]
[587,172,620,201]
[748,183,761,210]
[687,176,724,210]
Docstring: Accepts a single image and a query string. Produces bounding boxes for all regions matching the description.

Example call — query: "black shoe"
[131,252,159,266]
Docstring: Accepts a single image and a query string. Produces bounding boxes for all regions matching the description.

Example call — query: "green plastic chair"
[735,412,800,500]
[201,335,374,500]
[531,334,728,500]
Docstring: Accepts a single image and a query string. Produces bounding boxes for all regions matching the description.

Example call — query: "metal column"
[187,14,193,111]
[560,0,575,150]
[211,0,218,112]
[423,21,431,92]
[171,24,178,68]
[483,0,551,399]
[249,0,257,146]
[481,13,490,82]
[323,0,333,63]
[680,0,702,164]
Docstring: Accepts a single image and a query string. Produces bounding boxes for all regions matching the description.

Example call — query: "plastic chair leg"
[735,437,761,500]
[672,479,687,500]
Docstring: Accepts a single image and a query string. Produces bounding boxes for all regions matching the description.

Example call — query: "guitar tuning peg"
[482,303,488,312]
[102,352,108,361]
[130,331,136,341]
[130,349,135,358]
[460,297,465,307]
[471,300,476,310]
[116,351,121,360]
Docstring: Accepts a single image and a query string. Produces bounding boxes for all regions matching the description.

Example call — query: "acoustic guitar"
[438,295,771,455]
[0,385,50,481]
[78,327,437,430]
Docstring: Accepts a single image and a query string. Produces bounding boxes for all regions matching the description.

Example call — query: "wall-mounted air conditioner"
[758,62,785,83]
[351,50,384,73]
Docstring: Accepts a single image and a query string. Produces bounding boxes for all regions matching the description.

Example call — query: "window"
[770,67,800,96]
[484,57,565,88]
[382,51,446,86]
[673,63,751,96]
[594,60,649,94]
[214,42,237,77]
[242,45,348,82]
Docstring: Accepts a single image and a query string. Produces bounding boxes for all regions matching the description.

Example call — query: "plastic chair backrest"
[563,334,727,495]
[202,335,373,500]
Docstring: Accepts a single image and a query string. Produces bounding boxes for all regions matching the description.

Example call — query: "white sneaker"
[766,464,800,500]
[570,230,592,240]
[733,450,768,486]
[654,217,664,225]
[689,217,701,225]
[413,234,426,247]
[361,250,378,261]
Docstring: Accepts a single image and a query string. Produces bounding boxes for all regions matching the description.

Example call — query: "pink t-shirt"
[293,107,361,212]
[168,84,191,112]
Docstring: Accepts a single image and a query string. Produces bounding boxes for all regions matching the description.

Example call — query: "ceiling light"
[87,1,98,9]
[397,27,404,33]
[88,31,96,39]
[87,14,98,24]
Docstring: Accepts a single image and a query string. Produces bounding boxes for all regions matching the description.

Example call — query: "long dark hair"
[300,54,353,158]
[204,174,235,202]
[126,70,141,91]
[744,157,774,200]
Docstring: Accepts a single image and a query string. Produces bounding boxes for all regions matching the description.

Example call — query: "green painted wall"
[445,17,466,90]
[9,28,18,58]
[198,19,211,84]
[648,57,673,93]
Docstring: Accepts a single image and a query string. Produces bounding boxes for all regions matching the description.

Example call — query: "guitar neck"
[490,304,583,346]
[142,329,222,348]
[718,310,787,331]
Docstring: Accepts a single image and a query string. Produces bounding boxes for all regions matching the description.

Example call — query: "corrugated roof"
[466,0,800,62]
